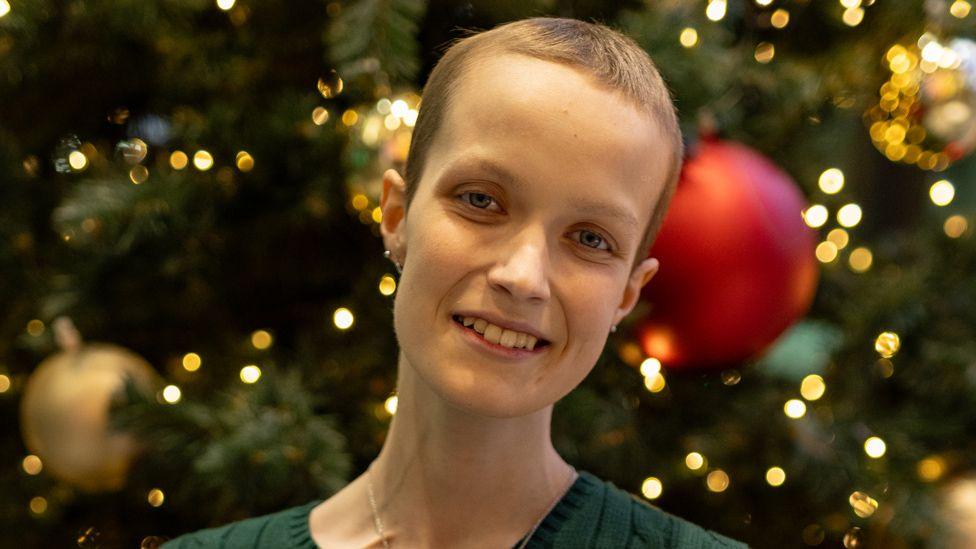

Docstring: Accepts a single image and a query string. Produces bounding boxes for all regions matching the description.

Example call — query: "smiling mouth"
[451,315,551,350]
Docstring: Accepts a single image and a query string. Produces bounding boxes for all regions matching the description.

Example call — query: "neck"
[368,352,577,547]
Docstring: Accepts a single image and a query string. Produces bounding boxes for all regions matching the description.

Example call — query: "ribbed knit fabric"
[161,470,748,548]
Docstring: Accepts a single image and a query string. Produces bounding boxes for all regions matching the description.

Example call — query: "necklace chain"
[365,463,578,548]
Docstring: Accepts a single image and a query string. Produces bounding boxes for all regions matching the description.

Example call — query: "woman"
[164,17,747,548]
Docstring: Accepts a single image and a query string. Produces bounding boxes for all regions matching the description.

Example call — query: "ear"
[380,168,408,259]
[611,257,660,327]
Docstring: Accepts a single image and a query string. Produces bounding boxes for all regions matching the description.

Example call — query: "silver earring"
[383,249,403,274]
[610,324,617,333]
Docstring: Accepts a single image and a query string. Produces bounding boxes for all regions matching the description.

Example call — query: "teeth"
[461,316,543,350]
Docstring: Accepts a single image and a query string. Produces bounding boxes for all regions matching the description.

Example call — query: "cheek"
[397,211,467,316]
[563,278,619,338]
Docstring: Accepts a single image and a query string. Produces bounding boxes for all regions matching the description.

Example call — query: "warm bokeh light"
[721,369,742,386]
[842,6,865,26]
[351,194,369,211]
[26,319,44,336]
[950,0,972,18]
[169,150,189,170]
[640,357,662,378]
[193,150,214,171]
[800,374,826,401]
[848,247,873,272]
[784,399,807,418]
[766,467,786,487]
[317,72,344,99]
[371,207,383,223]
[251,330,273,350]
[384,395,398,415]
[685,452,706,471]
[818,168,845,194]
[706,469,730,492]
[391,99,409,118]
[162,385,182,404]
[182,352,202,372]
[679,28,699,48]
[875,331,900,358]
[0,0,10,18]
[803,205,829,228]
[0,374,10,393]
[312,107,330,125]
[929,179,955,206]
[816,241,839,263]
[641,477,663,499]
[643,372,666,393]
[333,307,354,330]
[755,42,775,64]
[235,151,254,172]
[379,274,397,296]
[705,0,727,21]
[22,455,42,475]
[849,491,878,518]
[837,203,862,227]
[944,215,968,238]
[770,9,790,28]
[341,109,358,126]
[827,228,849,249]
[29,496,47,515]
[148,488,165,507]
[129,165,149,184]
[240,365,262,384]
[68,150,88,170]
[864,436,887,458]
[917,456,946,481]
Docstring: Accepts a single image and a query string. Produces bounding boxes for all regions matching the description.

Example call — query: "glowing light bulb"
[641,477,663,499]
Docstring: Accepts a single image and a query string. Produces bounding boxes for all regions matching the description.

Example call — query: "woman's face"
[381,54,668,418]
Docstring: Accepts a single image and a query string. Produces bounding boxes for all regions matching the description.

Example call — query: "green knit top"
[161,470,747,548]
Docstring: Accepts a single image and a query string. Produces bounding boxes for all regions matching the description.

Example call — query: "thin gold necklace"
[365,463,578,548]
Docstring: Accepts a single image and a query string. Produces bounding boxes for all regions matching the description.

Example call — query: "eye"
[571,229,613,253]
[457,191,502,212]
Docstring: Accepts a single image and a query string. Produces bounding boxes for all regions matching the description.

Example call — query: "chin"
[416,361,555,419]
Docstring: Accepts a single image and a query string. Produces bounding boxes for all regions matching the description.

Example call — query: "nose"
[486,227,551,302]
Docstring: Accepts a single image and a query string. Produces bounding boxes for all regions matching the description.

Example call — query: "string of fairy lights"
[2,0,973,545]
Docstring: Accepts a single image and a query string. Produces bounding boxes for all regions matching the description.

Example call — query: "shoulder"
[627,495,748,548]
[581,471,749,549]
[160,500,321,549]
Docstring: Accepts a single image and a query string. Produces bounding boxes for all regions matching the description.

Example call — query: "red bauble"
[637,138,819,370]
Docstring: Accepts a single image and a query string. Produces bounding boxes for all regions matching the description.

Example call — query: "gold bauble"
[866,36,976,170]
[20,343,161,492]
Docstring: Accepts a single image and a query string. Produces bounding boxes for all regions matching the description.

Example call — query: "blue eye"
[458,191,500,211]
[572,229,613,252]
[457,192,614,254]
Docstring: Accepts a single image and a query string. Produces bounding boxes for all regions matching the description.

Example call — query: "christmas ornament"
[19,317,161,492]
[865,34,976,170]
[343,91,420,225]
[636,138,819,370]
[756,320,844,382]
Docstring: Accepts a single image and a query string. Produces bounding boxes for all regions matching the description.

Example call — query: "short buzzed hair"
[404,17,683,271]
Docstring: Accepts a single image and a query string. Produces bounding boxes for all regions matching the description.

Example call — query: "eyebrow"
[448,158,641,235]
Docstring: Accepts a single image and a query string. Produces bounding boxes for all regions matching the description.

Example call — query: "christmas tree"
[1,0,974,547]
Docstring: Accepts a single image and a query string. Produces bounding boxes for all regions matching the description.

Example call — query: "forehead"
[424,53,669,219]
